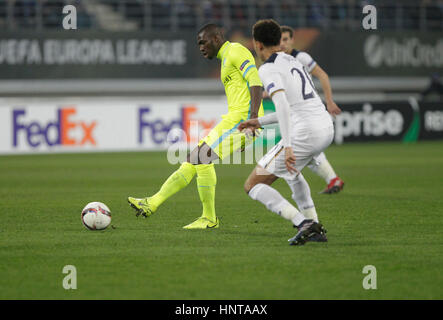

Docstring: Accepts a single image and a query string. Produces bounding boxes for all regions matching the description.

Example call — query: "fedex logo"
[13,107,97,148]
[139,105,216,145]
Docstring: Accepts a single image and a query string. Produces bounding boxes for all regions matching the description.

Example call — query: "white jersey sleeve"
[270,90,292,147]
[295,51,317,73]
[257,112,277,126]
[259,64,292,147]
[259,65,285,97]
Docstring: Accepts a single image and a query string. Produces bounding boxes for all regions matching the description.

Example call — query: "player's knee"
[187,144,213,165]
[197,144,218,164]
[187,148,199,164]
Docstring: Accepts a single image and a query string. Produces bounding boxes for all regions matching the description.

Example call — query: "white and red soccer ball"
[81,202,112,230]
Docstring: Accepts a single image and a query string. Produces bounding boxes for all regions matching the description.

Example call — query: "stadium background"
[1,0,442,300]
[1,0,442,154]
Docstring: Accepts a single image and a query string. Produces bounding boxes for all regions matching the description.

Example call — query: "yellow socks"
[149,162,196,210]
[148,162,217,222]
[195,163,217,222]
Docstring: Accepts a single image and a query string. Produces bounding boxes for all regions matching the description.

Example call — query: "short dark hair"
[252,19,281,47]
[198,23,222,37]
[281,26,294,38]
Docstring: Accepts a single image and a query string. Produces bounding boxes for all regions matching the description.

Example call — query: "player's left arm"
[297,51,341,116]
[231,46,263,119]
[310,64,341,116]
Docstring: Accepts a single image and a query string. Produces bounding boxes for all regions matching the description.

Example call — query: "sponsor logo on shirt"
[223,75,232,85]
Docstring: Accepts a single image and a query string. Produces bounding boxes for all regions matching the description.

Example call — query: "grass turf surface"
[1,141,442,299]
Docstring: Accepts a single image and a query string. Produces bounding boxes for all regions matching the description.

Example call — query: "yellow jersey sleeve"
[229,45,263,88]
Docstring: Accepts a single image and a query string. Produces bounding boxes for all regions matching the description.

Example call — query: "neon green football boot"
[127,197,156,218]
[183,217,219,229]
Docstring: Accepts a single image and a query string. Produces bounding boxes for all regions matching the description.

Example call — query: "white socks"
[307,152,337,184]
[286,173,319,223]
[248,183,306,227]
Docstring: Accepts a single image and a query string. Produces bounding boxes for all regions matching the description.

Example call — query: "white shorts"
[258,124,334,181]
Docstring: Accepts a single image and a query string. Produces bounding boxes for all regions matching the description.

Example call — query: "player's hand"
[238,119,260,132]
[326,101,341,117]
[285,147,299,175]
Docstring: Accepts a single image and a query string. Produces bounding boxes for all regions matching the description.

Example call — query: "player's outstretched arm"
[310,65,341,116]
[238,109,278,134]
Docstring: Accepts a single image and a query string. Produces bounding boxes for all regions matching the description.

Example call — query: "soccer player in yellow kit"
[128,24,264,229]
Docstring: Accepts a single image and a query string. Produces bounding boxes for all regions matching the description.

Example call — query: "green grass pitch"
[1,141,442,299]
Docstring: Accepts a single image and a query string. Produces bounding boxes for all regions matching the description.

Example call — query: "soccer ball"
[81,202,112,230]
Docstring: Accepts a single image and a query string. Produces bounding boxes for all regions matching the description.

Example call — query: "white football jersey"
[290,49,317,73]
[259,52,326,120]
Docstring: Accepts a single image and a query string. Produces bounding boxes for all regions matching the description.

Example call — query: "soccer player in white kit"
[279,25,345,194]
[239,19,332,245]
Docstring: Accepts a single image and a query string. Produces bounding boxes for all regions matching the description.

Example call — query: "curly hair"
[252,19,282,47]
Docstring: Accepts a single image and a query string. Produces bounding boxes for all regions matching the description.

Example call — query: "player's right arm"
[260,66,297,174]
[271,89,297,174]
[238,66,297,174]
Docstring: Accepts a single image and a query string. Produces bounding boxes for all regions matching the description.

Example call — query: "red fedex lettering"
[182,105,216,142]
[80,122,97,145]
[60,107,97,146]
[182,105,197,143]
[61,108,77,145]
[200,119,216,137]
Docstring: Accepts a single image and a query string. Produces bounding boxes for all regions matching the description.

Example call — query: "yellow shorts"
[199,113,260,160]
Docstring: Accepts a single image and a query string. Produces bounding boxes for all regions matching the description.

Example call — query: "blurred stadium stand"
[0,0,441,100]
[0,0,441,31]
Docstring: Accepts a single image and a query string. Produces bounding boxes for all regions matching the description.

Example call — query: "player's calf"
[244,165,278,194]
